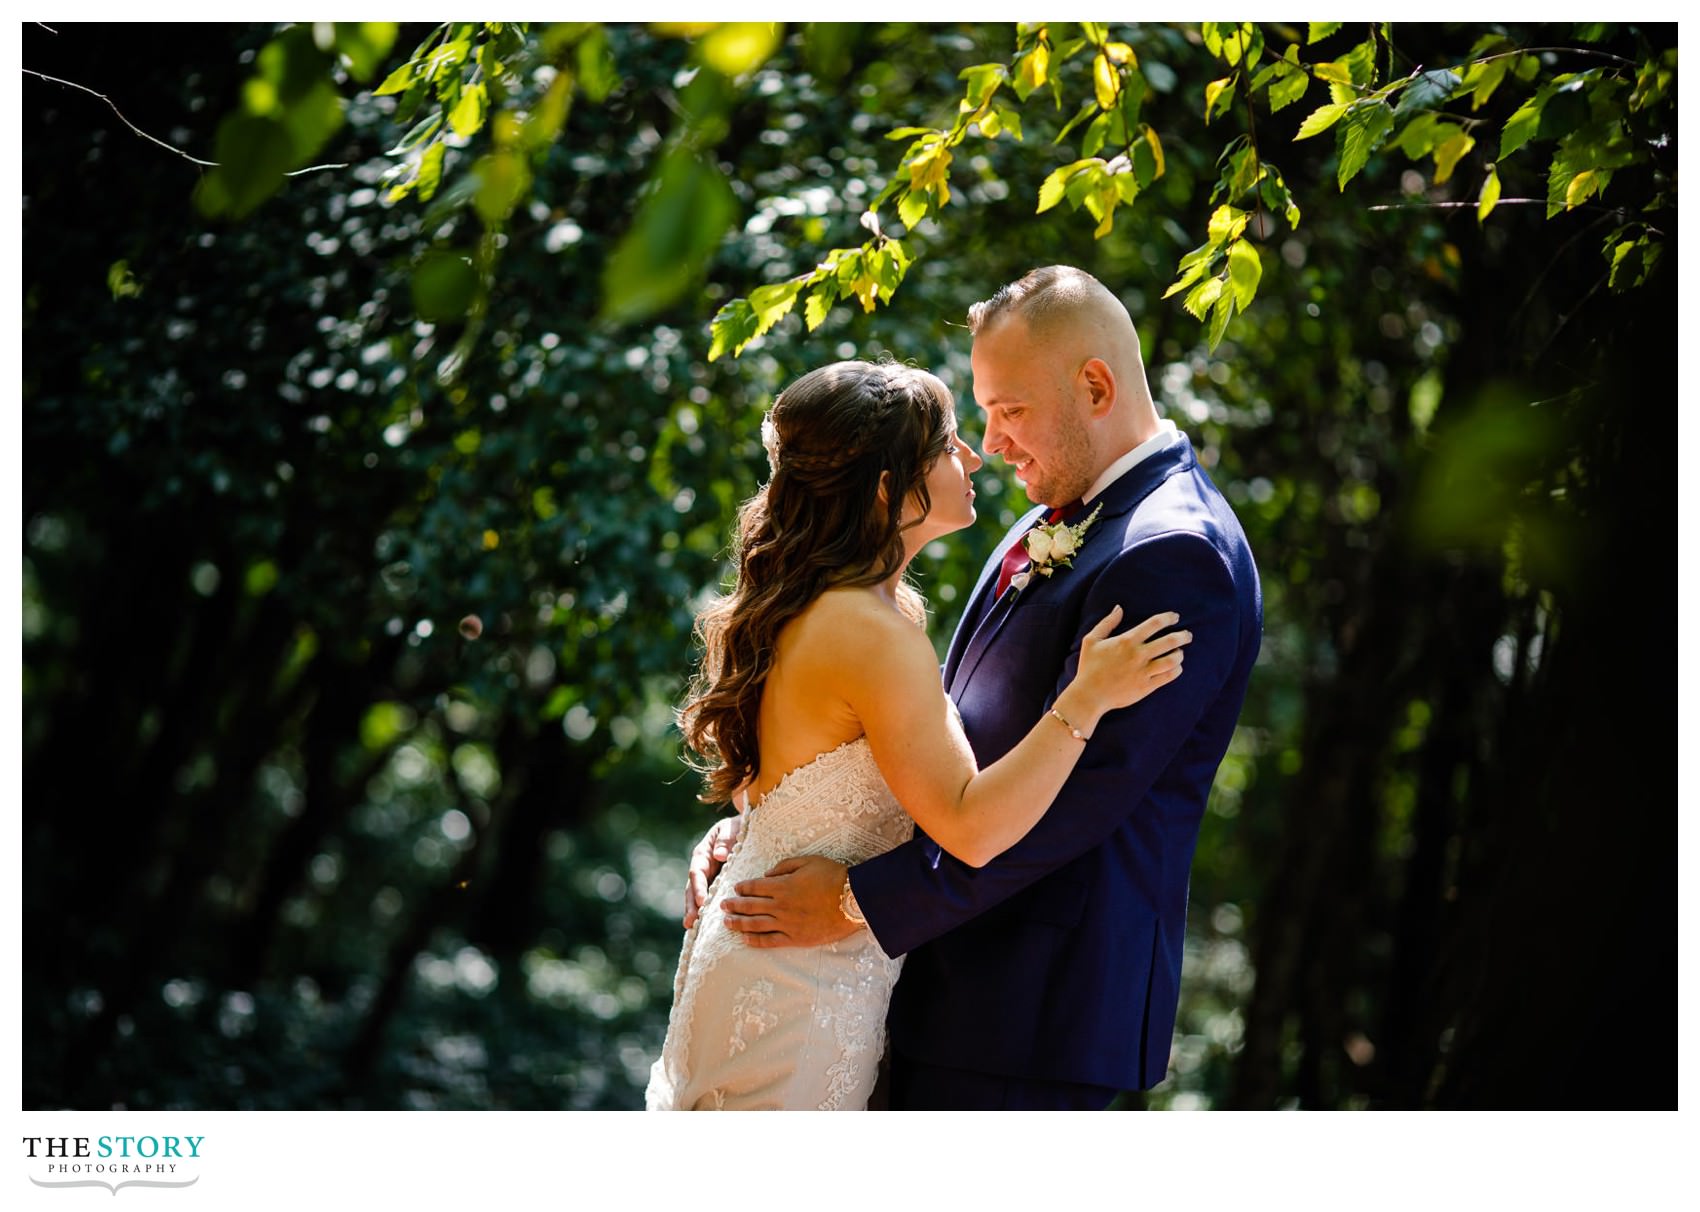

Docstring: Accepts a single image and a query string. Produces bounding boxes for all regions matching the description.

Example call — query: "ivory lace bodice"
[646,737,914,1110]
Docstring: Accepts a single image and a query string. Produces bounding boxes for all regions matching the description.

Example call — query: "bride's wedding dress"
[646,736,914,1110]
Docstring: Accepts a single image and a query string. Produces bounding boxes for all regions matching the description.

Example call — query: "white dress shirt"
[1082,418,1183,504]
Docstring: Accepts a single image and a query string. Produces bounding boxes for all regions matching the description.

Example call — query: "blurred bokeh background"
[21,21,1674,1109]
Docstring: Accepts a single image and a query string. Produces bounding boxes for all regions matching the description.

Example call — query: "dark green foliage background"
[21,22,1674,1109]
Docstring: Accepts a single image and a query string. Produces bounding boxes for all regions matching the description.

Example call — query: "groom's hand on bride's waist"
[723,856,860,948]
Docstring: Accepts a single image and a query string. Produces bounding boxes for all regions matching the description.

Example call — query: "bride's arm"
[842,600,1188,867]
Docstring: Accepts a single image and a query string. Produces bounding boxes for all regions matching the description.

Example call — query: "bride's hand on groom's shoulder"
[1075,607,1191,717]
[683,816,743,928]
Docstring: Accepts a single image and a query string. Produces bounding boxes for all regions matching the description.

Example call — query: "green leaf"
[1225,144,1263,201]
[1082,112,1111,157]
[1545,158,1576,219]
[1295,102,1349,140]
[958,62,1007,110]
[989,102,1023,142]
[885,126,937,141]
[1308,22,1342,44]
[1204,76,1237,124]
[1564,167,1599,210]
[1338,37,1378,86]
[1270,60,1310,112]
[372,57,417,97]
[1183,276,1224,320]
[803,280,836,330]
[244,558,280,596]
[1260,172,1302,227]
[1477,163,1501,222]
[699,22,781,77]
[748,278,803,317]
[412,250,479,321]
[1392,112,1445,159]
[1337,101,1395,189]
[897,187,929,229]
[417,170,478,229]
[520,75,573,151]
[1208,204,1248,244]
[1054,100,1098,145]
[1175,240,1219,273]
[1395,69,1460,118]
[333,22,397,82]
[1432,130,1476,185]
[472,150,529,224]
[602,149,738,325]
[1500,88,1550,159]
[707,299,760,362]
[1131,135,1158,188]
[576,27,619,102]
[416,140,447,200]
[1038,161,1092,213]
[1462,55,1512,111]
[745,279,804,341]
[1064,163,1104,212]
[390,112,444,155]
[1207,290,1235,350]
[447,81,486,138]
[1226,239,1262,308]
[1163,258,1209,300]
[277,78,345,164]
[106,259,142,300]
[1011,41,1049,100]
[199,113,295,218]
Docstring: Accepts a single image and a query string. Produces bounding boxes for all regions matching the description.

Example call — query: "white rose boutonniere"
[1016,501,1105,594]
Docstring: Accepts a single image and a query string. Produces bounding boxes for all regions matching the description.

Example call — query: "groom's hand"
[722,856,859,948]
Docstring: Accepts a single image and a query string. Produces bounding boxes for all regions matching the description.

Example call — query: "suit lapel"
[943,504,1043,688]
[949,574,1025,698]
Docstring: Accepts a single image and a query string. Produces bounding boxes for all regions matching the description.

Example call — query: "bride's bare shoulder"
[789,587,931,664]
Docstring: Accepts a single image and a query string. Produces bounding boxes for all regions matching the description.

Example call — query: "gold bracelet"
[1048,705,1088,741]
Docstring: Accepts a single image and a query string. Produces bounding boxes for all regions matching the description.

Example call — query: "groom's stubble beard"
[1018,410,1098,508]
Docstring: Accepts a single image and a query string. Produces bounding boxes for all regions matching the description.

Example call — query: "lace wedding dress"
[646,736,914,1110]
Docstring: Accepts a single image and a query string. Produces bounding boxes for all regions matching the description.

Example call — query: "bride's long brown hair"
[679,360,955,804]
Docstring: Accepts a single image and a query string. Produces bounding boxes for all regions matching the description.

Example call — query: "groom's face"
[971,316,1096,508]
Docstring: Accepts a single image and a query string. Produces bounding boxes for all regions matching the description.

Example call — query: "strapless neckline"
[748,735,871,814]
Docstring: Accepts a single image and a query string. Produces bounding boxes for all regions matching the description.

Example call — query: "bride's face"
[904,426,983,539]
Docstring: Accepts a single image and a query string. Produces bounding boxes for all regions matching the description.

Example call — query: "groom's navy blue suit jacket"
[848,435,1261,1091]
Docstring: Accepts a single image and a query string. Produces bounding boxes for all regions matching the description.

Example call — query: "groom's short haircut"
[967,265,1122,339]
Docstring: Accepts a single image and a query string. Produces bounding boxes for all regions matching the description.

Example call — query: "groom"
[694,266,1262,1109]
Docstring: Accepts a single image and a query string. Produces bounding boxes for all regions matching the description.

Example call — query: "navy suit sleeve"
[848,530,1242,958]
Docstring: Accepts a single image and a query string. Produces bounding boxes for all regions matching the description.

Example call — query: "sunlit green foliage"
[24,21,1674,1111]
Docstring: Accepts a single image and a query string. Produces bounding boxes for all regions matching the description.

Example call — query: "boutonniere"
[1009,502,1104,594]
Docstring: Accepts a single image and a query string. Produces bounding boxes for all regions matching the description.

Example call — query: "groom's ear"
[1079,357,1116,417]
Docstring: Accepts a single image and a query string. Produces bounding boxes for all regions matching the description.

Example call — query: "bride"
[645,360,1190,1110]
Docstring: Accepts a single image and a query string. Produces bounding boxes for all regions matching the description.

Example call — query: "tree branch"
[23,68,347,176]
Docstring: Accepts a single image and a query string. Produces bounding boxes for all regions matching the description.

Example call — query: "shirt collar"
[1082,419,1182,504]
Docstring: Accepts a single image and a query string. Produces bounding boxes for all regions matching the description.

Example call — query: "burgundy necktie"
[994,499,1085,598]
